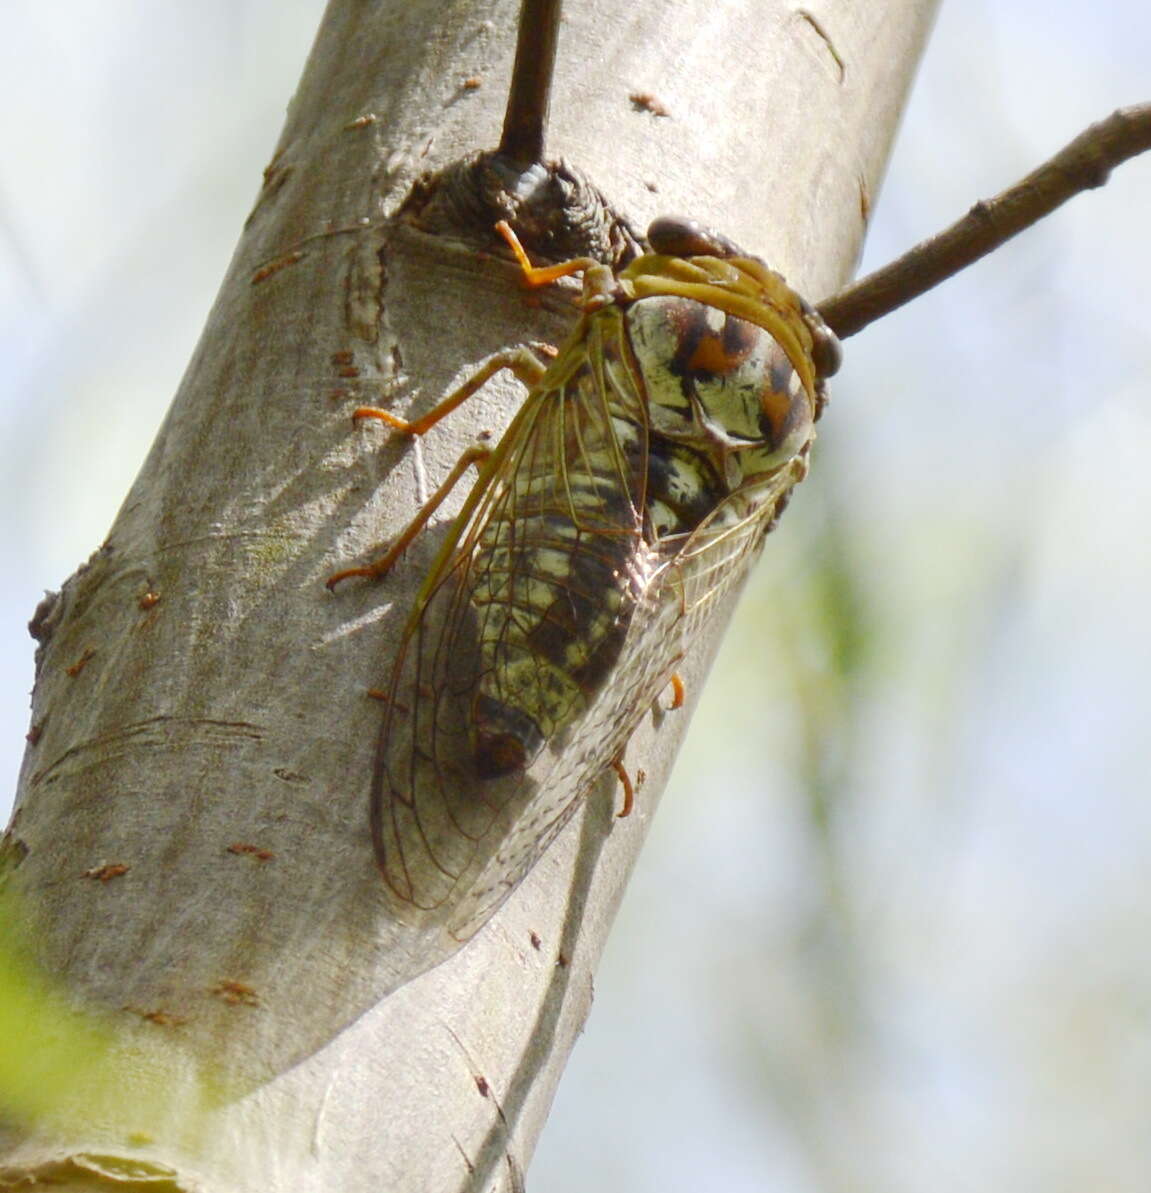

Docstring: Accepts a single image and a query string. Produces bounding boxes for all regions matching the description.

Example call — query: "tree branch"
[819,103,1151,337]
[499,0,563,165]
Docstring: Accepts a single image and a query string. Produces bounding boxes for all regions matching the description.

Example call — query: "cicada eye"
[794,295,842,379]
[647,216,747,259]
[810,321,842,378]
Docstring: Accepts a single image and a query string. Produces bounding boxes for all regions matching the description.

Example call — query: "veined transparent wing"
[371,302,658,940]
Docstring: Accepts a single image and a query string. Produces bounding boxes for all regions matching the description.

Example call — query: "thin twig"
[499,0,563,166]
[818,103,1151,339]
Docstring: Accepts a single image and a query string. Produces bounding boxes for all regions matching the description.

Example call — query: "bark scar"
[795,9,846,82]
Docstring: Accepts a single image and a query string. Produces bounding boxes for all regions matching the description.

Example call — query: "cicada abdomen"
[352,217,840,942]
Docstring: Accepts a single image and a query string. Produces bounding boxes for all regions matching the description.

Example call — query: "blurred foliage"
[0,883,115,1127]
[777,485,872,842]
[0,861,212,1151]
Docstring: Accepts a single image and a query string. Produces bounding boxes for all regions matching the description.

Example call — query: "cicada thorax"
[625,293,815,536]
[616,240,840,613]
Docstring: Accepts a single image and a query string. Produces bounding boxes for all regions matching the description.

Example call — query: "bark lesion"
[397,150,644,269]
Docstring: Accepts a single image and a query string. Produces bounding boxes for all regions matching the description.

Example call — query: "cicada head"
[618,217,841,485]
[633,216,841,390]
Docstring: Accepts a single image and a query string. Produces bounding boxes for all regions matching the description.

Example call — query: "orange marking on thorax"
[686,333,749,375]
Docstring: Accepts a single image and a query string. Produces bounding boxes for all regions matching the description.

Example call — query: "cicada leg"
[327,220,610,591]
[326,344,552,590]
[611,757,636,819]
[326,443,492,589]
[604,676,683,815]
[351,209,605,440]
[494,220,600,287]
[495,221,617,311]
[351,345,550,437]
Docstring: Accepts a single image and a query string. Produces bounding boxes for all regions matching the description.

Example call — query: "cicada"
[332,217,841,943]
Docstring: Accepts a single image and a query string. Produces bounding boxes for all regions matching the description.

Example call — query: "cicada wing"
[439,481,804,941]
[425,471,812,943]
[670,457,810,636]
[372,550,612,938]
[369,561,488,914]
[370,313,658,939]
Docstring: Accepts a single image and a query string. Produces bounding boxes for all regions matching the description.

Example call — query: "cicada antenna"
[499,0,563,167]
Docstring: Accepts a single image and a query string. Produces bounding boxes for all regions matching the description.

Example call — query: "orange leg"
[494,221,619,315]
[667,671,686,711]
[611,757,635,819]
[327,341,554,590]
[328,221,615,594]
[494,220,601,287]
[350,345,549,437]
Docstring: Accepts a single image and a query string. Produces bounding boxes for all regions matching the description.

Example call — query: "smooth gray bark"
[2,0,936,1188]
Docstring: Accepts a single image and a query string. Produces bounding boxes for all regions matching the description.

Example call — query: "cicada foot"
[350,405,413,431]
[611,757,636,819]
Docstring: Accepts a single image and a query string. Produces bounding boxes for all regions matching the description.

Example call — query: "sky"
[2,2,1150,1190]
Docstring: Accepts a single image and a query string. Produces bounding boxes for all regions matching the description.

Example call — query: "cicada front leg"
[325,346,552,590]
